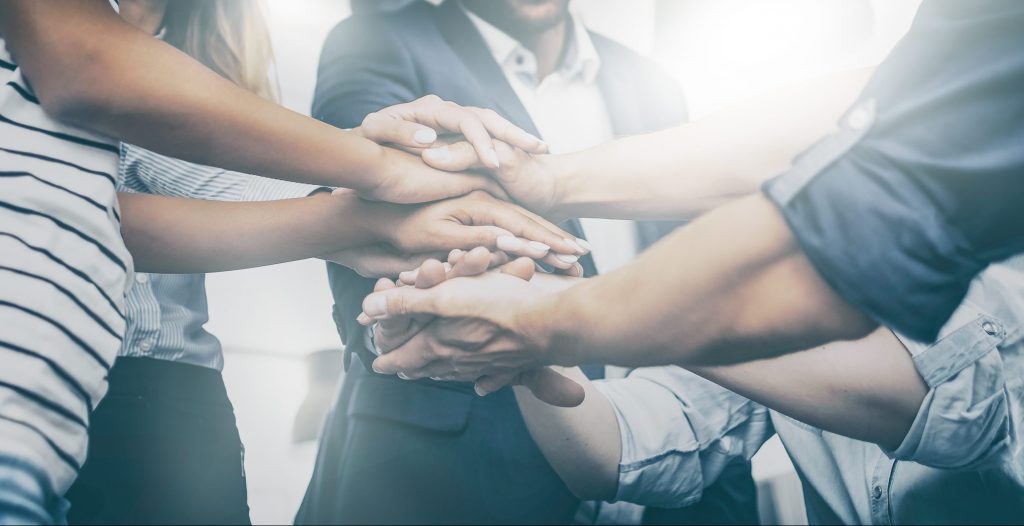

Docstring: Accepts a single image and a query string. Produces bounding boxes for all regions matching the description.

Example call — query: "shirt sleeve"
[119,143,319,201]
[884,257,1024,470]
[762,2,1024,343]
[591,367,771,508]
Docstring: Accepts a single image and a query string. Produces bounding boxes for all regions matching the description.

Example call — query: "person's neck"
[118,0,168,35]
[466,7,569,80]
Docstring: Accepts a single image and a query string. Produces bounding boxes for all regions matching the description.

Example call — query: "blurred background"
[207,1,922,523]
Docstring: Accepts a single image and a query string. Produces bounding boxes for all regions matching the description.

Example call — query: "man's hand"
[363,247,585,407]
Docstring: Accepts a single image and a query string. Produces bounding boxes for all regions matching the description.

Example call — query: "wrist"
[517,288,584,367]
[341,131,391,194]
[544,153,580,222]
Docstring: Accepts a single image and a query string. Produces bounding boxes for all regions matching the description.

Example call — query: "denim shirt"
[593,256,1024,524]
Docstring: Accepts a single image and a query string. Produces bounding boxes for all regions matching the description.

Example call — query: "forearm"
[1,0,383,190]
[119,192,377,273]
[537,194,876,367]
[547,68,872,221]
[691,328,927,449]
[514,367,620,501]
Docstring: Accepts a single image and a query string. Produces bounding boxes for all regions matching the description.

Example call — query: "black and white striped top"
[0,33,131,520]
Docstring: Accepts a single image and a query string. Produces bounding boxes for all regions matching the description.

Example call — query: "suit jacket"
[299,2,757,524]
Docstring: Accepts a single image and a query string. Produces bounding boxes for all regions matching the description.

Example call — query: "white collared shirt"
[463,6,639,276]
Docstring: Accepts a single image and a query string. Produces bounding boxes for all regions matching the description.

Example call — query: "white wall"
[208,1,922,523]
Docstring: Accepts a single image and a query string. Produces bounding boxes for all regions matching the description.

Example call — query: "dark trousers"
[65,357,250,525]
[297,362,580,525]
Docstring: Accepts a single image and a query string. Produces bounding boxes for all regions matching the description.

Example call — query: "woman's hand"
[353,191,586,270]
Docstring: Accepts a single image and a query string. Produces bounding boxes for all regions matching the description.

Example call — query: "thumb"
[519,368,586,407]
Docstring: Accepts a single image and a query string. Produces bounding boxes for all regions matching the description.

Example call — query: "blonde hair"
[162,0,278,101]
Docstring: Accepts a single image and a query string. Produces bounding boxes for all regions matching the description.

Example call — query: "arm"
[0,1,538,203]
[425,68,872,221]
[120,190,576,273]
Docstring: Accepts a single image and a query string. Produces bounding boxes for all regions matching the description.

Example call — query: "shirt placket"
[868,455,897,525]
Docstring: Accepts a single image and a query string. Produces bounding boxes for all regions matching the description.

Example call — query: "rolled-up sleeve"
[591,367,771,508]
[762,2,1024,343]
[885,259,1024,470]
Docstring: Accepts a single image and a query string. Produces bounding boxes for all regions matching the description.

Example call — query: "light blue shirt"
[117,144,318,369]
[593,256,1024,524]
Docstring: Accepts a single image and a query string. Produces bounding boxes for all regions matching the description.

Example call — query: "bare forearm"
[690,327,926,449]
[514,367,620,501]
[119,192,376,273]
[547,69,873,221]
[538,194,876,367]
[1,0,383,190]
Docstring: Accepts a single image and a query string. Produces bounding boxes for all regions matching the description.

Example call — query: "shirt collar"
[461,4,601,86]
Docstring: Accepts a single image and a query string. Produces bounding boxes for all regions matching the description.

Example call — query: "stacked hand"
[329,95,578,278]
[357,247,585,406]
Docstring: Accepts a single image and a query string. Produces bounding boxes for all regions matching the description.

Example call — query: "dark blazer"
[297,2,757,525]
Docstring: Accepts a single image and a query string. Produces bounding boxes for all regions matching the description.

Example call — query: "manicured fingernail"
[424,147,452,163]
[397,372,411,380]
[364,295,388,317]
[528,241,550,254]
[486,148,500,168]
[575,238,592,252]
[357,313,371,325]
[563,238,584,254]
[496,235,525,252]
[555,254,579,264]
[414,128,437,145]
[430,377,442,382]
[474,385,490,396]
[443,262,453,273]
[371,361,383,373]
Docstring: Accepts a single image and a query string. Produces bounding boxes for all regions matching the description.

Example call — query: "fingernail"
[496,235,525,252]
[528,241,550,254]
[397,372,411,380]
[424,147,452,163]
[357,313,371,325]
[555,254,579,264]
[414,128,437,145]
[563,238,584,254]
[486,148,500,168]
[371,361,383,373]
[575,238,592,253]
[443,262,453,273]
[364,294,388,317]
[474,385,490,397]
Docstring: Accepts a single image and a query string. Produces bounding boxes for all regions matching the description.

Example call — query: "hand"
[362,190,586,271]
[354,94,547,169]
[364,247,585,407]
[420,140,563,219]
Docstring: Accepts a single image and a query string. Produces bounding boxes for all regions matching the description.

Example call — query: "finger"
[468,107,547,154]
[361,112,439,149]
[371,341,438,375]
[499,257,536,281]
[489,251,511,268]
[496,235,550,259]
[448,246,492,278]
[447,249,466,266]
[519,368,586,407]
[539,251,579,270]
[421,142,483,172]
[415,259,448,289]
[474,373,517,396]
[463,200,576,255]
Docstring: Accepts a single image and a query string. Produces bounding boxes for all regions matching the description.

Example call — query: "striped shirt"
[117,144,318,370]
[0,32,131,523]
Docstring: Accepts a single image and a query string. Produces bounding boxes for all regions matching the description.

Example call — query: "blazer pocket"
[348,374,474,433]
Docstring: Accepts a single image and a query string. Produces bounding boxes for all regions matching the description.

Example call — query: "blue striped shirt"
[117,144,319,370]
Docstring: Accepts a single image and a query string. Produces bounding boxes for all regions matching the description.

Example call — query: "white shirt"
[463,7,639,276]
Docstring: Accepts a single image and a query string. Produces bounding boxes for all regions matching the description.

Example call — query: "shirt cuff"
[241,176,326,201]
[886,296,1010,469]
